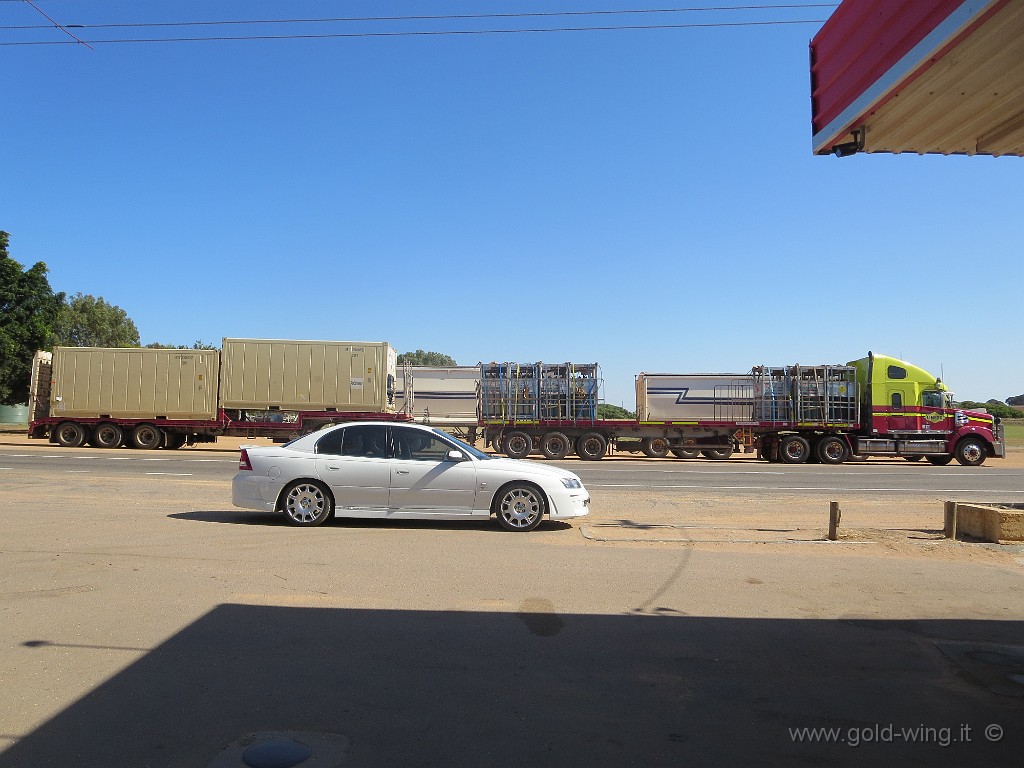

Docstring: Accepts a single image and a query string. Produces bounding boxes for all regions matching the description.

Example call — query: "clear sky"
[3,1,1022,407]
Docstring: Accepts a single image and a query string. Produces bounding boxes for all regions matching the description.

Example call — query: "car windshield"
[433,428,491,460]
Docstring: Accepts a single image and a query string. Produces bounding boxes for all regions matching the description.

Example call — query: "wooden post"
[944,501,958,539]
[828,501,841,541]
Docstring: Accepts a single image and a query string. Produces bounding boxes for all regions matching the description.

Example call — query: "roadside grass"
[1004,420,1024,448]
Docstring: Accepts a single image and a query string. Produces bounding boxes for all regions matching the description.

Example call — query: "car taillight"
[239,449,252,471]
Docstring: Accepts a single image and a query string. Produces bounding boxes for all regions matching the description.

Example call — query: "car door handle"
[325,465,340,470]
[395,469,410,475]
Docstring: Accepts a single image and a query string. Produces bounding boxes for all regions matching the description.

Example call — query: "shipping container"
[49,347,219,420]
[396,366,479,426]
[636,373,755,422]
[219,338,397,413]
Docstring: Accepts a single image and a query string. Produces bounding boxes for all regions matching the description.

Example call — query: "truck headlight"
[560,477,582,489]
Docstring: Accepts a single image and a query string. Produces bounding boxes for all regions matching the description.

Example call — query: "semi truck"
[28,339,407,448]
[481,353,1005,467]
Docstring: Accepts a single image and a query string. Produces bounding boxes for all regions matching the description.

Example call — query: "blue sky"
[3,1,1022,406]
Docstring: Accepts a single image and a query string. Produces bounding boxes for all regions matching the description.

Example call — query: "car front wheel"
[494,483,546,532]
[281,481,334,526]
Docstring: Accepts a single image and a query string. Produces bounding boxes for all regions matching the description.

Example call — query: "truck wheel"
[163,431,188,450]
[670,448,699,459]
[504,431,532,460]
[815,436,849,465]
[91,422,124,449]
[701,448,734,460]
[576,432,608,461]
[55,421,87,448]
[641,437,669,458]
[954,437,987,467]
[490,435,504,456]
[927,455,954,466]
[779,435,810,464]
[540,432,571,460]
[904,456,924,462]
[131,423,163,450]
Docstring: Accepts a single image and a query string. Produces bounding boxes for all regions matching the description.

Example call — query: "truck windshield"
[922,391,944,408]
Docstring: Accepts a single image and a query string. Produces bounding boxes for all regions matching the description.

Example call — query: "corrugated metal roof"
[812,0,1024,157]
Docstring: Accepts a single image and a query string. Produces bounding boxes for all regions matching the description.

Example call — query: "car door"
[389,426,478,515]
[314,424,391,512]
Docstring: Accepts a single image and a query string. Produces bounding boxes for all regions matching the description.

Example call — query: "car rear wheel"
[494,483,546,532]
[281,481,334,526]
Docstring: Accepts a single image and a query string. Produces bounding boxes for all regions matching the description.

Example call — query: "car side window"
[315,429,344,456]
[393,427,456,462]
[342,425,391,459]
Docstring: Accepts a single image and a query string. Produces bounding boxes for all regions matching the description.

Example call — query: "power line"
[0,19,830,47]
[0,5,840,30]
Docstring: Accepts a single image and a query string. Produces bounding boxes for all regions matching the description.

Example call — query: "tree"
[397,349,457,366]
[145,340,217,350]
[1007,394,1024,407]
[598,403,636,419]
[0,232,64,405]
[52,293,140,348]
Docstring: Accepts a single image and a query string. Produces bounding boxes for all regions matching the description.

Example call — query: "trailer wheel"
[540,432,571,460]
[576,432,607,461]
[55,421,87,448]
[927,455,954,466]
[779,435,811,464]
[815,436,849,465]
[504,431,532,460]
[954,437,987,467]
[91,422,124,449]
[131,423,163,450]
[490,435,505,456]
[641,437,669,458]
[701,448,734,460]
[670,448,700,459]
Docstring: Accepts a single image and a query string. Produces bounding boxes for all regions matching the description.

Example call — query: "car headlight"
[560,477,582,489]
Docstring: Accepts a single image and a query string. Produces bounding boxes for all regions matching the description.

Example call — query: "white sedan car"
[232,421,590,531]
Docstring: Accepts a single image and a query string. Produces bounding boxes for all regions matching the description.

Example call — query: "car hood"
[482,457,582,482]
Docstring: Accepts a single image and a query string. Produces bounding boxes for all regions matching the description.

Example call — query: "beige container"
[636,373,755,422]
[50,347,220,420]
[220,338,397,412]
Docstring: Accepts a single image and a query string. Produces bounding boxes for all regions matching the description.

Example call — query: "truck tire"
[131,423,163,450]
[55,421,87,448]
[576,432,607,461]
[540,432,571,460]
[641,437,669,458]
[701,448,734,460]
[927,455,954,466]
[815,436,849,465]
[954,437,987,467]
[163,431,188,450]
[670,447,700,459]
[90,422,124,449]
[504,431,532,460]
[779,435,810,464]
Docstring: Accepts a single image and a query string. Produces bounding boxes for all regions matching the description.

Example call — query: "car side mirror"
[446,450,466,462]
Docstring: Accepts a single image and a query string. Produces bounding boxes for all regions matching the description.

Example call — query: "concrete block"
[954,503,1024,544]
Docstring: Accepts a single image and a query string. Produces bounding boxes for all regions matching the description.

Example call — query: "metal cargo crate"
[219,338,396,413]
[396,366,480,426]
[49,347,220,420]
[480,362,599,424]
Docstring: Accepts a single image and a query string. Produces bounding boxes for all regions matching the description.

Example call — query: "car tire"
[494,483,546,532]
[281,481,334,526]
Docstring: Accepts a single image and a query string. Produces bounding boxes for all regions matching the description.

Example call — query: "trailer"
[27,339,408,449]
[395,365,480,441]
[482,354,1005,467]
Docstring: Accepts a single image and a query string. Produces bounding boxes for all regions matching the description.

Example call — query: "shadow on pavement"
[3,607,1022,767]
[169,511,572,532]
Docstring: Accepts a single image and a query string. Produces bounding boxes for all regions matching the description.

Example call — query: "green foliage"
[52,293,140,348]
[957,400,1024,420]
[145,340,217,350]
[397,349,457,366]
[0,232,64,405]
[597,403,636,420]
